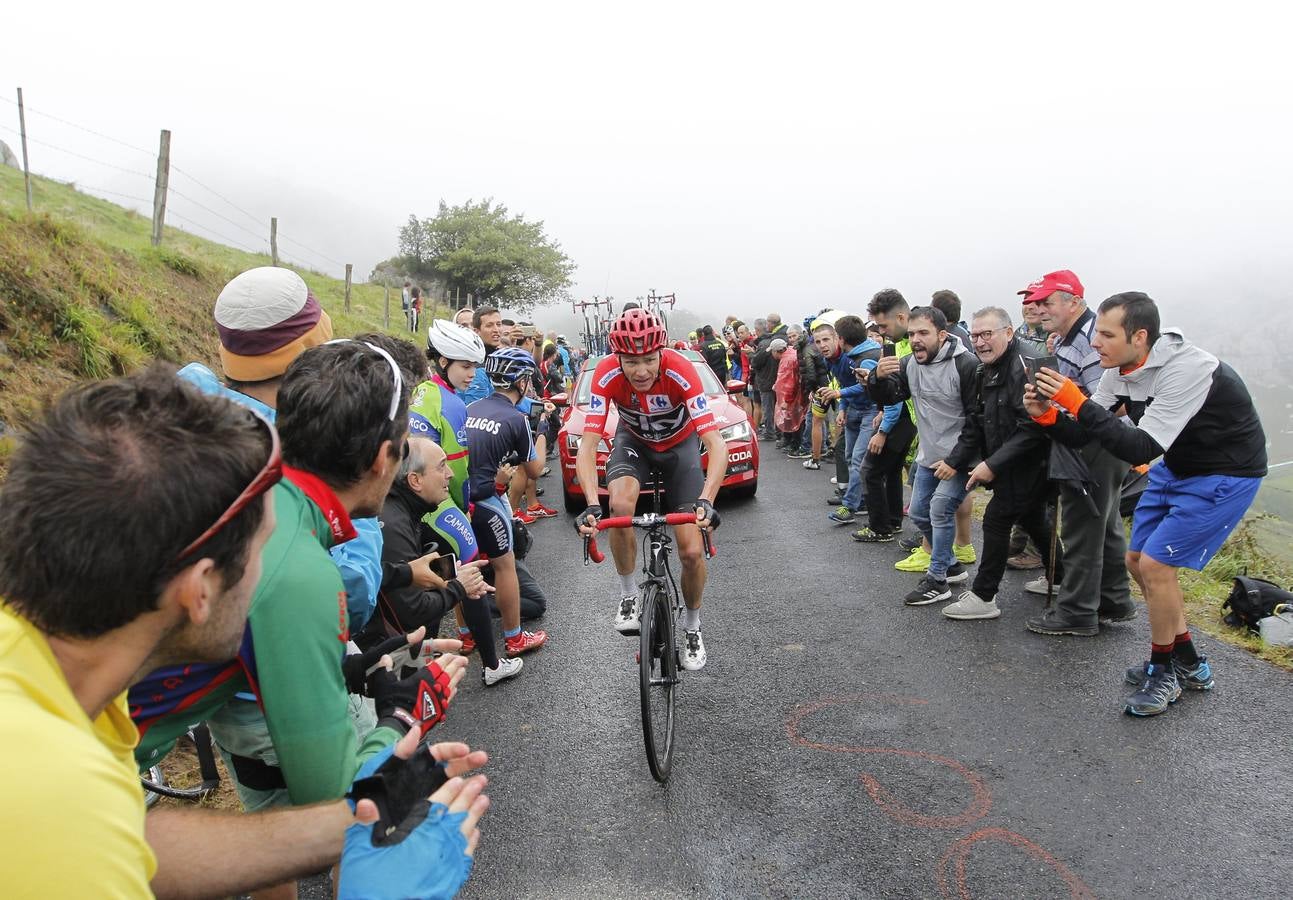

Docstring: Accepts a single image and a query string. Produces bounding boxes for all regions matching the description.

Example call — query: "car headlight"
[566,433,610,453]
[719,421,752,443]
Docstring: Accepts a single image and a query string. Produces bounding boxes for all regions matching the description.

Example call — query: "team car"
[555,350,759,511]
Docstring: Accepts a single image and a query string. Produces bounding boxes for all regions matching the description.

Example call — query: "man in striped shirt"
[1018,270,1136,636]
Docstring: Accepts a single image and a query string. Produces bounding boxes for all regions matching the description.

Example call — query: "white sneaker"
[680,629,707,671]
[613,594,641,634]
[482,656,523,686]
[829,476,839,485]
[942,590,1001,620]
[1025,576,1059,596]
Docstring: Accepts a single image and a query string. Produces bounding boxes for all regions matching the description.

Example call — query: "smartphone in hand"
[882,343,897,358]
[1021,354,1060,385]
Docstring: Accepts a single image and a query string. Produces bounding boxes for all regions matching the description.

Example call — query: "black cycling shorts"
[604,427,704,513]
[470,496,513,558]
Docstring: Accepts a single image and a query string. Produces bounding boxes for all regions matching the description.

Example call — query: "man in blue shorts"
[1027,292,1267,716]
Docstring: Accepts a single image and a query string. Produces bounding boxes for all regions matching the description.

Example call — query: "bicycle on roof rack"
[583,470,715,783]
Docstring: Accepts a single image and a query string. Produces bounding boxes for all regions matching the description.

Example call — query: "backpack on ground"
[1222,575,1293,630]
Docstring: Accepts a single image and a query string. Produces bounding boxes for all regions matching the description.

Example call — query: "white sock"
[618,571,637,597]
[683,607,701,631]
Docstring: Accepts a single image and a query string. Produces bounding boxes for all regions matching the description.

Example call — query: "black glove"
[346,739,450,847]
[693,498,720,530]
[371,662,454,738]
[575,504,603,535]
[341,634,417,696]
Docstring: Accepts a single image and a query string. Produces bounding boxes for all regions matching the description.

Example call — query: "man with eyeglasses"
[940,307,1063,621]
[0,368,489,899]
[1018,270,1136,636]
[132,343,468,865]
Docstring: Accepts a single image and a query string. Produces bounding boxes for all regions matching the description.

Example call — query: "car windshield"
[573,353,725,405]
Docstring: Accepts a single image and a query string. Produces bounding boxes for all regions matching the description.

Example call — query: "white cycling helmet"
[427,320,486,364]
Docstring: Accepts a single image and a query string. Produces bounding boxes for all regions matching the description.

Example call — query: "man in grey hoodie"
[868,306,981,606]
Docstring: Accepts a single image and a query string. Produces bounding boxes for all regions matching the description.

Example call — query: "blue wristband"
[339,797,473,900]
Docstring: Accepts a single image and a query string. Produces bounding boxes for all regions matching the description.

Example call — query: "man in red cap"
[1017,270,1136,637]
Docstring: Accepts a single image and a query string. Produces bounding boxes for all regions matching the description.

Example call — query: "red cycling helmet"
[608,309,666,355]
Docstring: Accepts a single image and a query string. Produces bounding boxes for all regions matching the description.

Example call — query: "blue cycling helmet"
[484,346,539,388]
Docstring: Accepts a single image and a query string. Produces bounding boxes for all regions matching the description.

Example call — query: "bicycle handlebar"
[583,512,715,564]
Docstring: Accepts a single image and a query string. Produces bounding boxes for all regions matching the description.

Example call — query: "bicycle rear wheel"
[639,582,678,782]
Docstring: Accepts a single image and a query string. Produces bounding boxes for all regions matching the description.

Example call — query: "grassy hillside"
[0,165,417,469]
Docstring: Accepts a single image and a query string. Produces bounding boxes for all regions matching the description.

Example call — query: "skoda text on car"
[556,351,759,511]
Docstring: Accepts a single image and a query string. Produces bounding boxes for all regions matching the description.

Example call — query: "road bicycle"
[140,723,221,807]
[583,474,715,782]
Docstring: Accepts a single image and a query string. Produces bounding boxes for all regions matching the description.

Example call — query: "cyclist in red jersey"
[575,310,727,670]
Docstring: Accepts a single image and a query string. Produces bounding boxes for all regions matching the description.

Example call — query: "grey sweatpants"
[1054,443,1132,623]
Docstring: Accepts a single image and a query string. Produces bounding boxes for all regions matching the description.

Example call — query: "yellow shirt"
[0,605,157,898]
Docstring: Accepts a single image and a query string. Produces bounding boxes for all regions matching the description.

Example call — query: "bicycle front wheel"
[639,583,678,782]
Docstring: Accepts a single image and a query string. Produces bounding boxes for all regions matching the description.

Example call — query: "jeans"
[908,465,969,580]
[841,406,874,511]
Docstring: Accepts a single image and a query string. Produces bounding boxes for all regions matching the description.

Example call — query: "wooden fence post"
[151,129,171,247]
[270,217,278,265]
[344,264,352,314]
[16,88,33,211]
[384,280,390,329]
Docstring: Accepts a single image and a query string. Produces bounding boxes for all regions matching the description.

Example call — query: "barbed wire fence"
[1,88,378,319]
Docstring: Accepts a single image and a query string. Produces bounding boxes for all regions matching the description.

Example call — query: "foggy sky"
[5,1,1291,327]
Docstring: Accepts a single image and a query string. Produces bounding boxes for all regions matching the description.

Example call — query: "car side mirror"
[550,392,569,407]
[725,379,747,394]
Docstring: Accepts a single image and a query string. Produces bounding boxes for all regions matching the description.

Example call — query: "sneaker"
[802,459,821,470]
[826,493,844,506]
[482,656,523,686]
[1125,656,1214,691]
[942,590,1001,620]
[1025,609,1098,637]
[540,466,551,477]
[527,502,558,518]
[680,629,707,671]
[1124,664,1182,716]
[944,561,969,584]
[829,476,839,485]
[458,633,476,655]
[895,547,932,573]
[787,449,812,459]
[828,506,856,524]
[505,629,548,656]
[953,543,977,564]
[905,575,952,606]
[898,534,924,553]
[513,509,537,525]
[1024,575,1059,596]
[821,449,836,462]
[613,594,641,635]
[1006,551,1043,570]
[852,527,895,543]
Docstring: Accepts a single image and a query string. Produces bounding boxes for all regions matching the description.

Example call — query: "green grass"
[0,165,425,464]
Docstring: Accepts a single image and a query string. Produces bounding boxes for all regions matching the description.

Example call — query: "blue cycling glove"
[339,743,474,900]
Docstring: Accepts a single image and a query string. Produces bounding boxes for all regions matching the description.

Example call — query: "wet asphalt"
[305,447,1293,899]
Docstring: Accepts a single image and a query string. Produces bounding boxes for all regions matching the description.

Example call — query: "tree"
[396,199,575,313]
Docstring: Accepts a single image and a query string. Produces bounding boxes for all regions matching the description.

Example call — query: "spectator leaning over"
[0,368,489,900]
[867,306,980,606]
[131,342,463,836]
[460,306,505,405]
[853,289,918,543]
[941,307,1063,621]
[817,315,884,524]
[700,324,729,382]
[748,318,777,440]
[369,436,522,686]
[1028,292,1267,716]
[930,290,979,567]
[794,321,836,469]
[1019,270,1135,636]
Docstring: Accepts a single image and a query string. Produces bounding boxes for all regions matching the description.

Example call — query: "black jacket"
[798,338,830,399]
[749,331,778,391]
[364,481,468,641]
[969,337,1050,482]
[701,338,728,382]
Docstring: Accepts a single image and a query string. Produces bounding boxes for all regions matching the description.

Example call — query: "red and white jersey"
[584,349,718,450]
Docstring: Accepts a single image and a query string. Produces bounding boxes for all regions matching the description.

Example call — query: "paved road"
[309,449,1293,899]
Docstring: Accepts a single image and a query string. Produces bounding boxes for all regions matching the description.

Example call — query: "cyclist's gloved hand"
[341,632,419,696]
[575,504,603,536]
[340,740,479,900]
[371,661,454,738]
[693,498,720,530]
